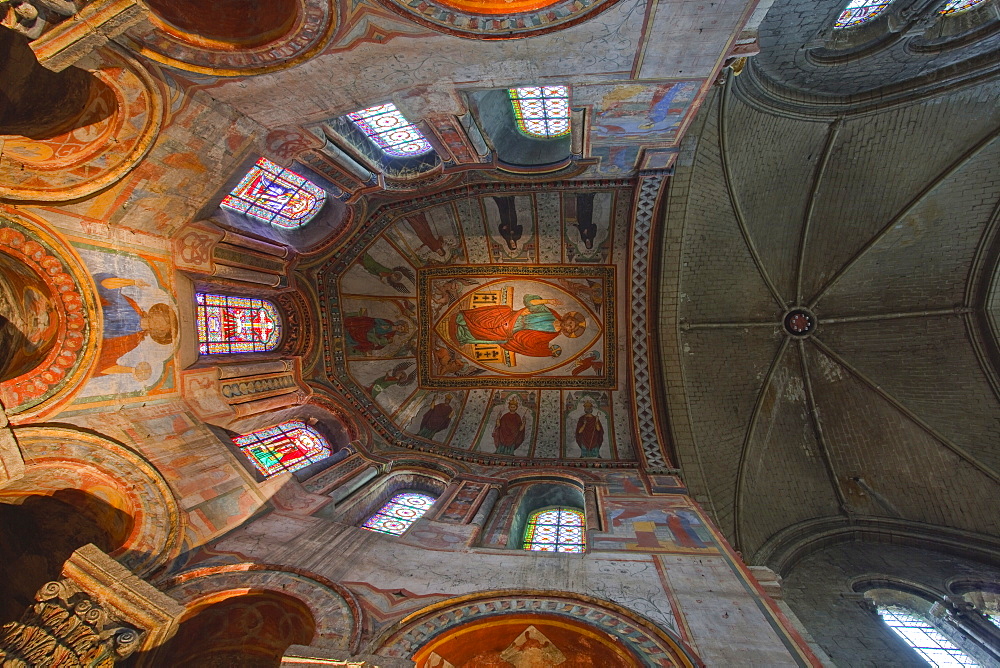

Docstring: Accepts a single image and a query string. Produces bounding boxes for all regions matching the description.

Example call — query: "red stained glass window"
[196,293,281,355]
[232,421,332,477]
[221,157,326,229]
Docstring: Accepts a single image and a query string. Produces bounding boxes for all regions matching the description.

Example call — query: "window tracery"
[522,506,585,553]
[221,157,326,229]
[232,421,332,477]
[361,491,436,535]
[834,0,894,28]
[877,605,980,667]
[508,86,571,138]
[347,103,433,157]
[195,293,282,354]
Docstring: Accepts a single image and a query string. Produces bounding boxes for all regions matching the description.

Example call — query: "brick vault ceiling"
[661,75,1000,561]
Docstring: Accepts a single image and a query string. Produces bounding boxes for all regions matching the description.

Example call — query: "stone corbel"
[180,358,310,429]
[0,543,183,666]
[174,219,291,287]
[6,0,150,71]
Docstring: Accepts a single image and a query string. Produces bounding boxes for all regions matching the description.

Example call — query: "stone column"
[0,543,183,666]
[470,486,501,527]
[584,485,600,531]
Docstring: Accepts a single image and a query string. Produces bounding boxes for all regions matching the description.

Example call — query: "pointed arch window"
[877,606,980,666]
[347,103,433,157]
[196,293,282,354]
[523,506,585,553]
[509,86,571,139]
[221,157,326,229]
[940,0,987,13]
[834,0,894,28]
[361,491,436,536]
[232,421,332,477]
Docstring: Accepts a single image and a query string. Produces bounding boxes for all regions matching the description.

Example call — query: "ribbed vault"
[660,75,1000,560]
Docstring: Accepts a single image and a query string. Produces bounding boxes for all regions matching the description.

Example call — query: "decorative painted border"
[374,0,625,39]
[375,590,700,666]
[629,174,671,472]
[0,211,98,419]
[121,0,336,76]
[416,264,616,389]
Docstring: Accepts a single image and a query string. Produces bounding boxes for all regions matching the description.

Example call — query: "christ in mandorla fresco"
[449,293,586,358]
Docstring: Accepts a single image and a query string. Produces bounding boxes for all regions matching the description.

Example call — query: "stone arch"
[373,590,701,667]
[0,209,98,420]
[2,426,182,576]
[163,565,361,653]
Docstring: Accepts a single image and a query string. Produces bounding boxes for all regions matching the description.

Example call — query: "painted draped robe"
[453,294,559,357]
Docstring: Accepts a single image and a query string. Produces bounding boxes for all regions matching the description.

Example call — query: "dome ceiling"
[311,181,640,465]
[660,77,1000,559]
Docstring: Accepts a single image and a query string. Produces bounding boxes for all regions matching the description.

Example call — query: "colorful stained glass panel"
[196,292,282,355]
[509,86,571,139]
[347,103,433,157]
[523,507,585,553]
[361,492,436,536]
[221,157,326,229]
[878,607,979,667]
[834,0,893,28]
[232,421,332,477]
[940,0,986,13]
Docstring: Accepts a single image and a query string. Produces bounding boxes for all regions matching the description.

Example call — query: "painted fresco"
[73,244,178,404]
[578,81,700,146]
[591,496,718,554]
[418,266,615,388]
[0,251,60,383]
[333,190,631,460]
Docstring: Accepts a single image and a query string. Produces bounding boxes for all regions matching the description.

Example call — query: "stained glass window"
[361,491,436,536]
[523,506,585,553]
[878,606,979,667]
[509,86,571,139]
[347,103,433,157]
[940,0,987,13]
[232,421,332,478]
[834,0,893,27]
[221,157,326,229]
[196,293,281,354]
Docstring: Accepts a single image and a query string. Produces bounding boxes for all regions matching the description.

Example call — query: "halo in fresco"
[418,266,614,388]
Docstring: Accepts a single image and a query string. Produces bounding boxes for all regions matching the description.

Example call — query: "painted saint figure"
[93,274,176,381]
[418,394,454,439]
[369,360,415,399]
[451,293,586,358]
[493,196,522,251]
[575,400,604,458]
[344,310,408,355]
[573,193,597,250]
[493,396,526,455]
[360,252,414,294]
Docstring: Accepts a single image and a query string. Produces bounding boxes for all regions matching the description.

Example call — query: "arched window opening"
[523,506,585,553]
[361,491,436,536]
[347,103,433,158]
[939,0,987,13]
[196,292,282,354]
[232,421,332,478]
[834,0,893,28]
[508,86,571,139]
[221,157,326,229]
[877,605,980,667]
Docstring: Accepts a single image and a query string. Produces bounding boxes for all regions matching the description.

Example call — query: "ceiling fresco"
[314,183,638,464]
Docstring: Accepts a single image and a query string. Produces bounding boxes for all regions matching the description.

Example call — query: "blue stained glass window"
[834,0,893,27]
[221,157,326,229]
[347,103,433,158]
[509,86,571,139]
[195,292,281,354]
[361,491,436,536]
[523,507,585,553]
[940,0,986,13]
[877,606,979,667]
[232,421,331,478]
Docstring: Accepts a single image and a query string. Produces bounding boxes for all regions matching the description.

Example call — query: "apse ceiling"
[311,181,639,466]
[661,77,1000,560]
